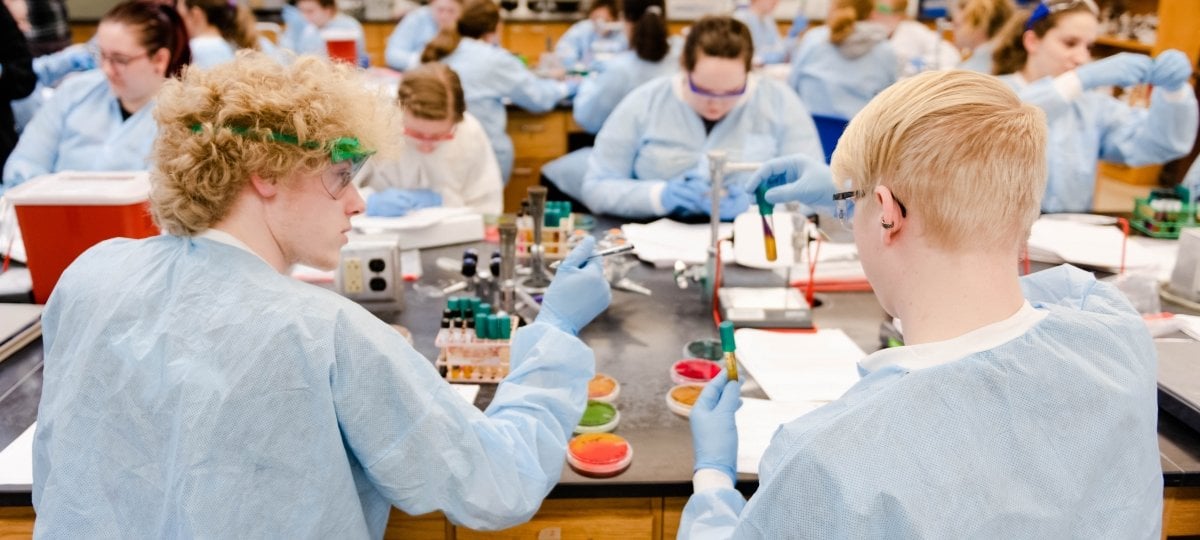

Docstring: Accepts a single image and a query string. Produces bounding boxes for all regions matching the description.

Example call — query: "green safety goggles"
[190,124,375,178]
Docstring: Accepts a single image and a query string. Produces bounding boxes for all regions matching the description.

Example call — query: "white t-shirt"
[356,112,503,215]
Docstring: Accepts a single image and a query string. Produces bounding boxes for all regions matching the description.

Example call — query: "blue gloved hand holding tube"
[537,236,612,335]
[365,188,443,217]
[1148,49,1193,91]
[661,177,709,216]
[1076,52,1152,90]
[690,369,742,483]
[747,154,836,210]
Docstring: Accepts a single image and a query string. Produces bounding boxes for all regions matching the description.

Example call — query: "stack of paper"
[1028,217,1157,273]
[0,422,34,486]
[734,328,865,402]
[621,219,732,268]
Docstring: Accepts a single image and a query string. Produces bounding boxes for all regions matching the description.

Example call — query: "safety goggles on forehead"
[403,125,457,144]
[190,124,374,194]
[1025,0,1099,31]
[832,181,908,231]
[687,74,747,100]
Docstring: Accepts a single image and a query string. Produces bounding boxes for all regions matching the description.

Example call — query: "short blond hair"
[831,70,1046,251]
[150,52,398,235]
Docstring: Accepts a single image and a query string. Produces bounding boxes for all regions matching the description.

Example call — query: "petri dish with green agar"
[575,400,620,434]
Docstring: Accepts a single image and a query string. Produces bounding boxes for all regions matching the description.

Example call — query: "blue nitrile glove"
[564,76,582,98]
[537,236,612,334]
[748,154,836,210]
[661,177,709,215]
[365,188,443,216]
[787,12,808,38]
[717,185,751,221]
[690,369,742,483]
[1076,52,1152,90]
[1148,49,1193,91]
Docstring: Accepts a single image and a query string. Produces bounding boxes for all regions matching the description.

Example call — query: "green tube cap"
[719,321,736,353]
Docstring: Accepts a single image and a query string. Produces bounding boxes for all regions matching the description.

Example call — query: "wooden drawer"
[0,507,36,539]
[384,509,451,539]
[501,22,571,65]
[661,497,687,540]
[456,497,662,539]
[508,110,569,159]
[505,157,548,212]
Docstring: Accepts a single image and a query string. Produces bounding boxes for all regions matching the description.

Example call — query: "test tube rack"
[434,295,519,383]
[516,201,575,261]
[1131,186,1197,239]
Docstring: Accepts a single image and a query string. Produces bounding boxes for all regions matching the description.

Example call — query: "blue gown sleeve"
[494,53,567,113]
[572,67,631,134]
[554,20,591,67]
[384,10,428,70]
[771,83,824,163]
[333,315,594,530]
[579,95,665,219]
[3,79,70,187]
[1094,87,1198,167]
[678,488,750,540]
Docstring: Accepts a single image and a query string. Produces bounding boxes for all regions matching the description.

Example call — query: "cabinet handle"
[513,167,535,175]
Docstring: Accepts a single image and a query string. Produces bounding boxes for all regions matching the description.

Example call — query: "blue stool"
[811,115,850,164]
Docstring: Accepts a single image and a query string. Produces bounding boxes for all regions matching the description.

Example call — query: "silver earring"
[881,219,895,229]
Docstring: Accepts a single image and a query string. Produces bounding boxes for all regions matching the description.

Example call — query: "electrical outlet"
[343,257,363,294]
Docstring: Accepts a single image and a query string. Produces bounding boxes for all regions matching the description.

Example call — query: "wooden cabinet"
[0,507,35,539]
[1093,0,1200,187]
[501,21,572,66]
[458,498,663,539]
[363,21,397,67]
[505,109,570,212]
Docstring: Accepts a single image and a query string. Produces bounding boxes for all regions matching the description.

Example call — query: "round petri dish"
[567,432,632,477]
[666,384,705,417]
[588,373,620,403]
[683,338,723,361]
[575,400,620,434]
[671,359,722,386]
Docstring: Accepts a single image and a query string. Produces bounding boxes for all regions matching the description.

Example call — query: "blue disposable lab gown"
[540,45,681,202]
[441,38,569,182]
[189,36,236,69]
[384,6,439,71]
[1000,74,1197,213]
[554,19,628,70]
[33,235,595,538]
[732,8,789,65]
[678,265,1162,539]
[582,74,823,219]
[281,12,369,66]
[1185,157,1200,199]
[958,41,995,74]
[2,70,156,191]
[788,23,898,120]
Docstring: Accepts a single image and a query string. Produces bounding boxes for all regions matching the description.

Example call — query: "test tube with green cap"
[754,183,777,262]
[719,321,738,381]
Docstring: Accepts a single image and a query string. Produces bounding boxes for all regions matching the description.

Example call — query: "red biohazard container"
[7,171,158,303]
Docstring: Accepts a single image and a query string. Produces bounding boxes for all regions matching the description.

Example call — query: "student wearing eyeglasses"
[993,0,1197,213]
[355,62,503,216]
[33,52,613,537]
[581,15,822,220]
[787,0,898,120]
[680,70,1162,538]
[2,0,190,194]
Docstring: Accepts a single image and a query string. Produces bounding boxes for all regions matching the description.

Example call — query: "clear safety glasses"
[831,182,908,230]
[190,124,375,199]
[1026,0,1099,30]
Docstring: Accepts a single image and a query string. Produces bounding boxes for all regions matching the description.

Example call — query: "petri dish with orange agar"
[567,433,633,477]
[588,373,620,403]
[666,383,705,417]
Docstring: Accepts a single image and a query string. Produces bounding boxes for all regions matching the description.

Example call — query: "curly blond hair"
[150,51,398,235]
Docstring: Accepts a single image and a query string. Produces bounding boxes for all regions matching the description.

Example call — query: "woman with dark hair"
[541,0,676,202]
[421,0,573,182]
[176,0,259,68]
[581,15,822,220]
[554,0,627,70]
[992,0,1196,213]
[3,0,190,191]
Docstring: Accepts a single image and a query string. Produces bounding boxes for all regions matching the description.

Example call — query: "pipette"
[718,321,738,381]
[548,243,635,269]
[755,183,777,262]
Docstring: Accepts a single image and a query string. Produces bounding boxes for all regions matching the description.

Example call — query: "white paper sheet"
[621,219,733,268]
[0,422,35,486]
[736,398,822,474]
[451,384,480,405]
[1028,217,1158,273]
[735,328,865,402]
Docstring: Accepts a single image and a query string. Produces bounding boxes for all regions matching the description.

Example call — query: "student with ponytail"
[420,0,574,182]
[992,0,1196,213]
[788,0,897,120]
[951,0,1013,73]
[542,0,678,202]
[3,0,191,192]
[176,0,259,68]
